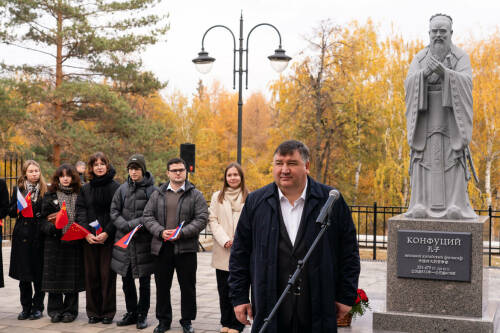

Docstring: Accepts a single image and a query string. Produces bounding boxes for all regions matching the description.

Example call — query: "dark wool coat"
[8,186,45,282]
[110,172,157,277]
[40,191,85,293]
[0,178,9,288]
[143,181,208,256]
[75,169,120,244]
[0,179,8,218]
[228,177,360,333]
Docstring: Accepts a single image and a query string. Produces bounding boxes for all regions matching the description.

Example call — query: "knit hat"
[127,154,147,174]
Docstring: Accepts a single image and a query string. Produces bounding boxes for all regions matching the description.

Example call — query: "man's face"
[76,164,85,174]
[429,17,452,51]
[167,162,187,185]
[272,150,309,194]
[128,167,143,182]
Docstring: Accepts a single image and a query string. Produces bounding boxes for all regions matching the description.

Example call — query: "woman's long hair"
[17,160,47,198]
[217,162,248,204]
[48,163,81,193]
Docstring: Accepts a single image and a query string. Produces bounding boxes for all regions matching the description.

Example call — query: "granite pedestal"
[373,214,500,332]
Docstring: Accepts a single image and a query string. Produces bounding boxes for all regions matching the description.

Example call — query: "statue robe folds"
[404,45,477,219]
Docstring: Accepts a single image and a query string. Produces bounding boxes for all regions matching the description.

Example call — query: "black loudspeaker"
[180,143,195,173]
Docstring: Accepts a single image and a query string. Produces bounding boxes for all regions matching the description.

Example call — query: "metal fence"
[200,202,500,266]
[350,203,500,266]
[2,153,499,267]
[1,154,23,241]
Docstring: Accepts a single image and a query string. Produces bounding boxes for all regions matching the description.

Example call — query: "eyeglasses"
[169,168,186,174]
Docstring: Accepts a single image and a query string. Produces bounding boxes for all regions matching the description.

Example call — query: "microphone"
[315,189,340,224]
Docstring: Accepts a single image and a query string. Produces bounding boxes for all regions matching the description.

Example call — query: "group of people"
[0,140,361,333]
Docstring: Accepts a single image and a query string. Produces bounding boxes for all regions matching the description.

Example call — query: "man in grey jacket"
[143,158,208,333]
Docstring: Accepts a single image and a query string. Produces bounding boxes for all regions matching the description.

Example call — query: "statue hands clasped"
[424,55,447,79]
[429,55,447,77]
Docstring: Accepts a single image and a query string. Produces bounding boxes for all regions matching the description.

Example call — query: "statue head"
[429,14,453,61]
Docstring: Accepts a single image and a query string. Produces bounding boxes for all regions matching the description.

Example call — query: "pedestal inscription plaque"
[397,230,471,282]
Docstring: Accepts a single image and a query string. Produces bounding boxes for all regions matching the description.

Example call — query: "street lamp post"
[193,14,291,165]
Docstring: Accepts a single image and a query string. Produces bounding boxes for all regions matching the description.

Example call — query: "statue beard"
[430,39,451,62]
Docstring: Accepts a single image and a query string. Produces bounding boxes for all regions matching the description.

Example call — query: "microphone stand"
[258,211,332,333]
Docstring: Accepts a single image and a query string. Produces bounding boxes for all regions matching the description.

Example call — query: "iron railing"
[2,154,499,267]
[350,203,499,266]
[1,154,23,241]
[200,203,500,266]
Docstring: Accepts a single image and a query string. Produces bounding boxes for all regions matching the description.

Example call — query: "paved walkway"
[0,246,499,332]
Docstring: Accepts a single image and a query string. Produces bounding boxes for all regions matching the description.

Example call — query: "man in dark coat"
[229,140,360,333]
[0,178,10,288]
[143,157,208,333]
[111,154,158,329]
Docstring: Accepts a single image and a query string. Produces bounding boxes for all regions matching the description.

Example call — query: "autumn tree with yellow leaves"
[1,15,498,209]
[468,31,500,209]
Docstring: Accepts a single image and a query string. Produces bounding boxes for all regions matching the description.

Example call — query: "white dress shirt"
[167,182,185,193]
[277,180,308,246]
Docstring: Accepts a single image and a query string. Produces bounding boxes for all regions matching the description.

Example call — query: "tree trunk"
[485,137,493,208]
[354,162,361,204]
[314,35,326,180]
[53,4,63,167]
[403,176,409,206]
[398,142,408,206]
[321,141,331,184]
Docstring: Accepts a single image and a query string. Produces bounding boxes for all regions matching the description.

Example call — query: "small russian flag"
[17,189,33,218]
[115,224,142,248]
[89,220,102,235]
[166,221,185,241]
[17,188,28,211]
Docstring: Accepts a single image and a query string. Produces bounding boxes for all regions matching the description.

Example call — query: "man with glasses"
[143,158,208,333]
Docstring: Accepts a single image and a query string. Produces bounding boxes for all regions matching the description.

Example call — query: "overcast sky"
[2,0,499,100]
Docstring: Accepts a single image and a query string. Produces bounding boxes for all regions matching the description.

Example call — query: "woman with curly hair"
[41,164,84,323]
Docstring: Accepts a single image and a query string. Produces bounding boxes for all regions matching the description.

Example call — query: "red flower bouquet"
[350,288,370,319]
[338,288,370,327]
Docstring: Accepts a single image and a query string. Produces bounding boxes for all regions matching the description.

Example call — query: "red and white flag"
[165,221,185,241]
[115,225,142,248]
[17,189,33,218]
[89,220,102,235]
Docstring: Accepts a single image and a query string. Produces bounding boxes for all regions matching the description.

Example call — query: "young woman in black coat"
[76,152,120,324]
[9,160,48,320]
[41,164,85,323]
[0,178,10,289]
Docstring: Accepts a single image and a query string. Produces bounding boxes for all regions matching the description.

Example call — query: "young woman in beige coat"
[208,163,248,333]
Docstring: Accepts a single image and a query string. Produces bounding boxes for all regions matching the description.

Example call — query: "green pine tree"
[0,0,169,167]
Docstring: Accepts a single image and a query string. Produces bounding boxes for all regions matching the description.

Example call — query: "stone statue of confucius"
[404,14,477,220]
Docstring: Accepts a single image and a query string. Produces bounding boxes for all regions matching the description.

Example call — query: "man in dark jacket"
[111,154,158,329]
[75,161,86,184]
[143,157,208,333]
[228,140,360,333]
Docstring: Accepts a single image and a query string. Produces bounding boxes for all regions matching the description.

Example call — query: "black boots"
[116,312,137,326]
